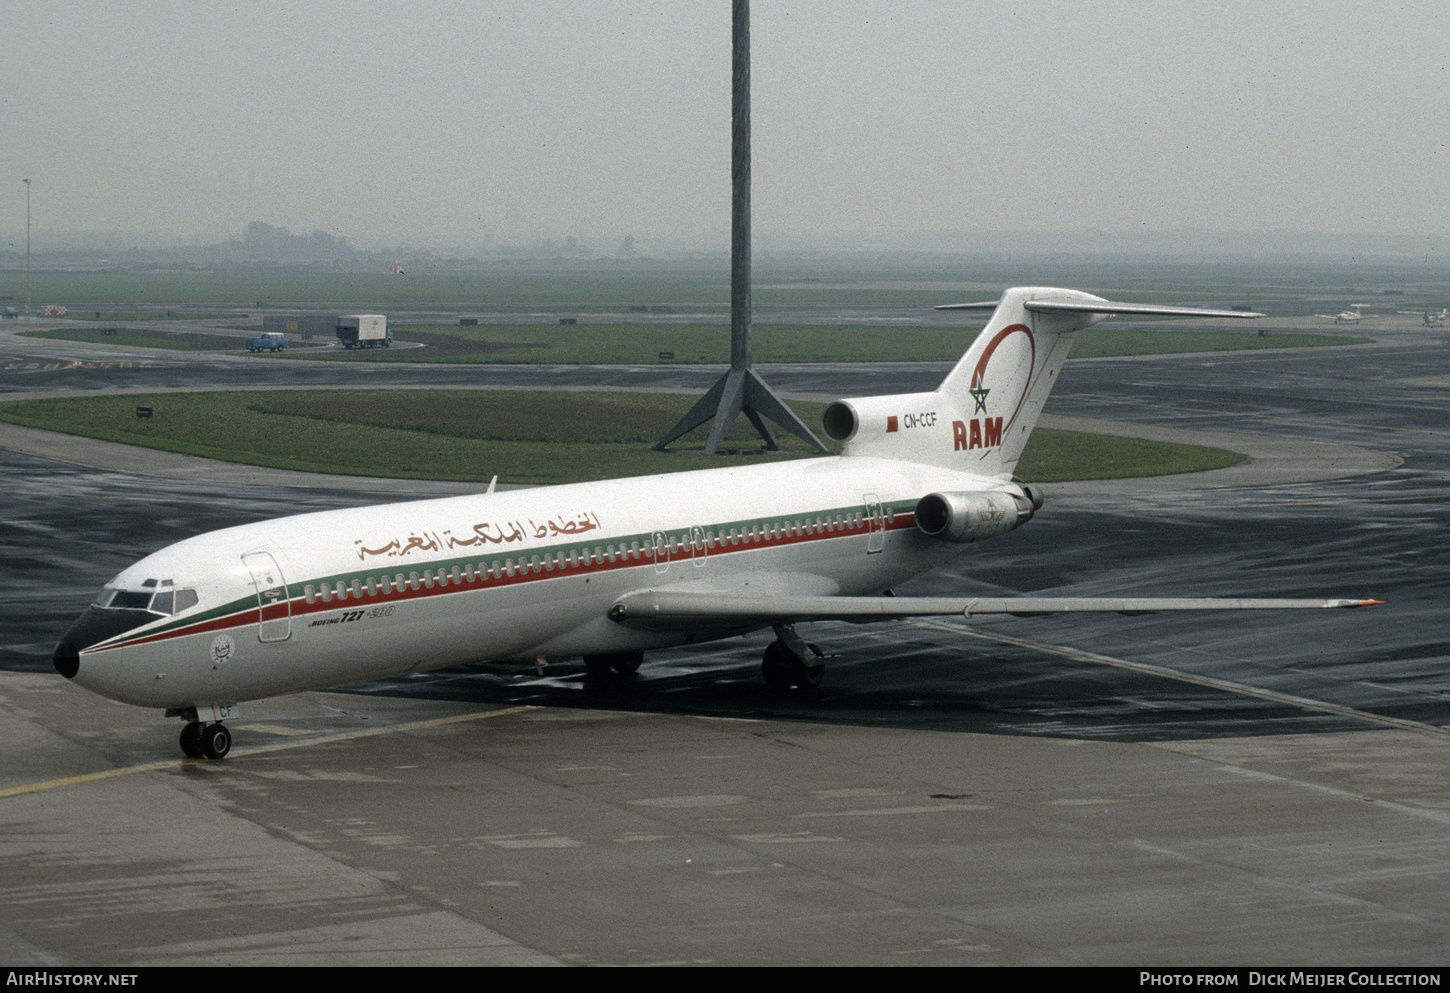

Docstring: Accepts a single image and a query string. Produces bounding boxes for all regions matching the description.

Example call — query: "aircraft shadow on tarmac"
[330,630,1391,745]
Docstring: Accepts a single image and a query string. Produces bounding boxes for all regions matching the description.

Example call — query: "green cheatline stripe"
[94,499,919,652]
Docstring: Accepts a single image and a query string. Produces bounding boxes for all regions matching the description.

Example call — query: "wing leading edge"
[607,590,1379,630]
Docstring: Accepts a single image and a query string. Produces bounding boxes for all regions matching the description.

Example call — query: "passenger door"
[241,551,291,642]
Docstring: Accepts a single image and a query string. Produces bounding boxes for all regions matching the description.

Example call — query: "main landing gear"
[583,650,644,680]
[762,625,828,692]
[179,721,231,760]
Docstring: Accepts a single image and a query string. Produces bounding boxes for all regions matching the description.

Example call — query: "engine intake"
[821,400,859,443]
[915,489,1038,543]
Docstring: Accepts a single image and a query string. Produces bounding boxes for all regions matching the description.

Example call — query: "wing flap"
[607,590,1378,629]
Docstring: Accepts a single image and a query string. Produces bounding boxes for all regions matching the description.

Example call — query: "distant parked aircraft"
[1316,304,1371,324]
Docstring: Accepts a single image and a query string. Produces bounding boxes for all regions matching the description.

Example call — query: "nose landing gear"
[169,704,237,759]
[178,720,231,760]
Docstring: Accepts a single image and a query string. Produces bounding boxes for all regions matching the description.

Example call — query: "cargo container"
[336,314,391,349]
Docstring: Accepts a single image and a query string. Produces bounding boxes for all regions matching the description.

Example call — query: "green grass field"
[305,322,1363,365]
[17,327,241,351]
[6,255,1445,315]
[19,322,1369,365]
[0,389,1242,485]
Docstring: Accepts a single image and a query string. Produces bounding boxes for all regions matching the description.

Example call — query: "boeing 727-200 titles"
[52,287,1379,759]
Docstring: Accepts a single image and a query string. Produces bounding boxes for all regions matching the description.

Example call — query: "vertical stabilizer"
[823,286,1258,478]
[934,286,1111,476]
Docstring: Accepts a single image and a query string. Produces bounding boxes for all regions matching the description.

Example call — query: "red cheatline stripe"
[88,511,920,654]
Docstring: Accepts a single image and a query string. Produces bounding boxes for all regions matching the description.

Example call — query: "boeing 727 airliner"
[52,287,1378,759]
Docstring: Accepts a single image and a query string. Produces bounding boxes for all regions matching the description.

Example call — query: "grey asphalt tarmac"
[1,314,1448,967]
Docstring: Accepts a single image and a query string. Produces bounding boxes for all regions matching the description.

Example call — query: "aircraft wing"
[607,590,1378,630]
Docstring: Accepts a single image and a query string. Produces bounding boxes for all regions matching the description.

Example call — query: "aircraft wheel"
[199,723,231,760]
[762,640,822,691]
[762,642,793,691]
[179,721,204,758]
[609,652,642,676]
[798,644,826,689]
[582,651,643,679]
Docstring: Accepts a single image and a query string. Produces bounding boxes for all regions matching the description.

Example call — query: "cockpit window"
[94,583,198,615]
[110,590,155,610]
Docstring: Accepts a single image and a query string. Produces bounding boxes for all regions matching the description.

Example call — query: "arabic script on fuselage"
[353,511,602,560]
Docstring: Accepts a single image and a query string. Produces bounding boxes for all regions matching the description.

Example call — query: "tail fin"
[822,286,1260,478]
[934,286,1108,475]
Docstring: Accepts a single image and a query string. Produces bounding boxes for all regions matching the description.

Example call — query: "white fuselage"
[56,286,1297,727]
[67,454,1001,711]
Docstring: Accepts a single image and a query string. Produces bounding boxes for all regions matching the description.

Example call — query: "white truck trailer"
[336,314,391,349]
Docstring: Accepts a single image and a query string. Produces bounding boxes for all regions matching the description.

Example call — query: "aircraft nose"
[53,605,155,680]
[53,635,80,678]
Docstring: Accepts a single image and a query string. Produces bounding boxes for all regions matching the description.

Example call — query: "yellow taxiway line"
[0,704,540,799]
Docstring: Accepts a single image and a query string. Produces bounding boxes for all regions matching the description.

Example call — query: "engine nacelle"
[822,392,948,462]
[915,489,1038,543]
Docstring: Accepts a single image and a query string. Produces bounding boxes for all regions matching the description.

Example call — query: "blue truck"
[245,332,288,353]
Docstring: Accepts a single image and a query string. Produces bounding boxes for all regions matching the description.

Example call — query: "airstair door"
[241,551,292,643]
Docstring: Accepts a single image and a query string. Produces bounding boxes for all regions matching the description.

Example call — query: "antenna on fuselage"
[654,0,828,455]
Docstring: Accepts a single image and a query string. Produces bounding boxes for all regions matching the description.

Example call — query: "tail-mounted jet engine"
[915,487,1041,543]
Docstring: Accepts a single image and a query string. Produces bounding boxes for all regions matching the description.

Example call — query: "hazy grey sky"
[3,0,1446,249]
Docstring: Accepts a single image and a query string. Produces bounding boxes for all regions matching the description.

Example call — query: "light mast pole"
[654,0,827,454]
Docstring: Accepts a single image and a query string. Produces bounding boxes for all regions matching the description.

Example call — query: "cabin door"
[864,494,885,554]
[241,551,292,643]
[690,526,707,570]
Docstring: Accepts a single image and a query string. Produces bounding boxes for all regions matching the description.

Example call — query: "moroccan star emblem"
[970,384,990,415]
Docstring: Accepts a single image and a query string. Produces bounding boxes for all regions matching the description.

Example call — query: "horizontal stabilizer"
[608,590,1379,629]
[937,298,1262,319]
